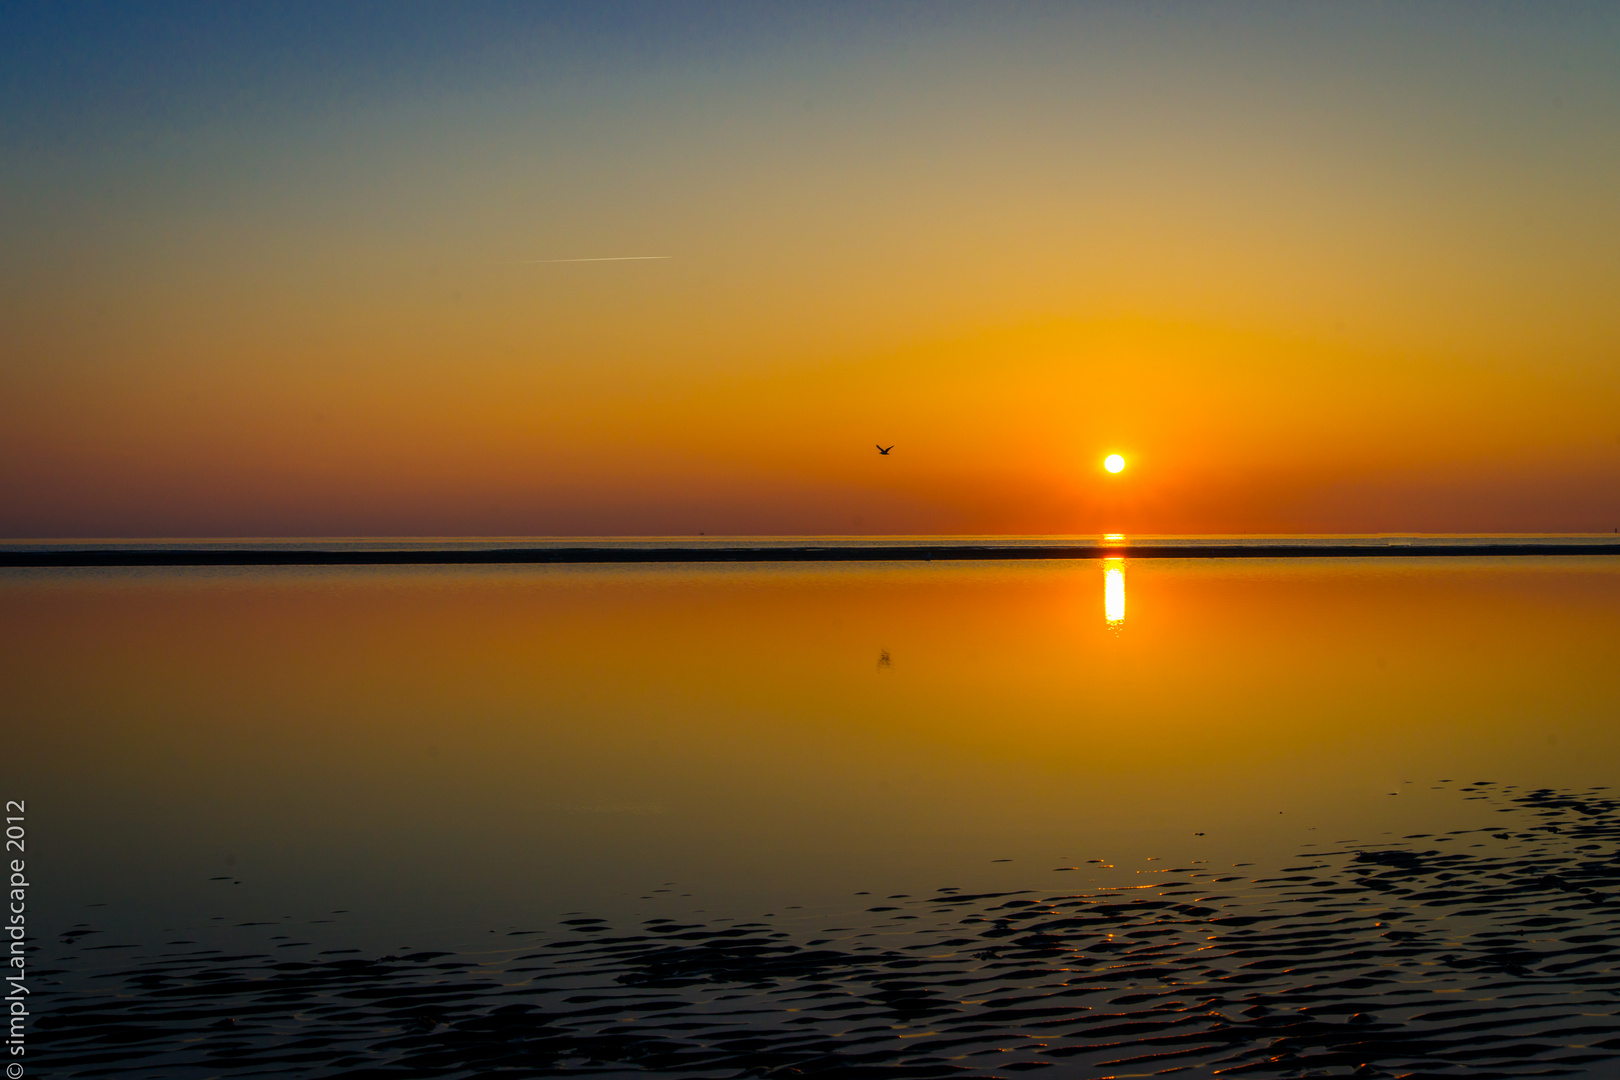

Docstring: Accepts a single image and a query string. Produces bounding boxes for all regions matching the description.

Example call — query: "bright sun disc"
[1104,454,1125,473]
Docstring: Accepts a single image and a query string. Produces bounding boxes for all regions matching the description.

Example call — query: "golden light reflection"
[9,560,1620,927]
[1105,563,1125,626]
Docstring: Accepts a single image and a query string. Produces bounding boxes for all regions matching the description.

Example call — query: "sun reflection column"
[1104,559,1125,627]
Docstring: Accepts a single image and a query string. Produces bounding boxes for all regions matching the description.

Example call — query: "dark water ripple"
[36,785,1620,1077]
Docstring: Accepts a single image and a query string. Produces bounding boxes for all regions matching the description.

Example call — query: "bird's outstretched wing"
[877,444,893,454]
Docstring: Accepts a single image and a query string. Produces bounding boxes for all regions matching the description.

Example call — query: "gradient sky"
[4,1,1619,537]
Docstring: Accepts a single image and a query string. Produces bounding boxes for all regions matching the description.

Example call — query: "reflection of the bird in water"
[877,649,891,670]
[1104,562,1124,626]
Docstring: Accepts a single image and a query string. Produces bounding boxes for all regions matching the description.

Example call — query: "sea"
[6,537,1620,1078]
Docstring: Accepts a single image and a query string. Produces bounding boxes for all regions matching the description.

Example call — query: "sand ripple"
[36,784,1620,1077]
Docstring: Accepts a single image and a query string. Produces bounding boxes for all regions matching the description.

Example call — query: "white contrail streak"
[523,256,672,263]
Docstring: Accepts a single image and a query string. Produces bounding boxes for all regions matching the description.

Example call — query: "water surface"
[7,555,1620,1075]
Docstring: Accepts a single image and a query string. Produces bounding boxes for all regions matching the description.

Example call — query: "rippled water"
[37,783,1620,1078]
[8,555,1620,1076]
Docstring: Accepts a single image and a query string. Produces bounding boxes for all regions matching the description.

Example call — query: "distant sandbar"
[4,542,1620,567]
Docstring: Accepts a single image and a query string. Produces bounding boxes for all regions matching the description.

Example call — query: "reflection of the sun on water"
[1104,561,1125,627]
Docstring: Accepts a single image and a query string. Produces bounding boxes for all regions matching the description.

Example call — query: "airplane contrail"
[523,256,672,263]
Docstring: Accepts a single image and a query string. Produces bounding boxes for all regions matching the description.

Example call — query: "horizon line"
[5,540,1619,568]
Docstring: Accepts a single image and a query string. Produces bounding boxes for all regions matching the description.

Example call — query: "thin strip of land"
[4,543,1620,566]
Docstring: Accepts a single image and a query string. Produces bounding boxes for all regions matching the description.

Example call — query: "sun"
[1104,454,1125,473]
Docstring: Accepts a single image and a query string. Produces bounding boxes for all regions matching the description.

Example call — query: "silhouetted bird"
[876,445,893,455]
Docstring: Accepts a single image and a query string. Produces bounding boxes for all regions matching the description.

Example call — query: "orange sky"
[3,4,1618,536]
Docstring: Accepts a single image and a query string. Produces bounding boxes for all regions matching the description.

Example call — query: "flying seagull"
[876,444,893,455]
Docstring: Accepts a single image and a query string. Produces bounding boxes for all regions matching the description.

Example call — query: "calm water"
[8,555,1620,1076]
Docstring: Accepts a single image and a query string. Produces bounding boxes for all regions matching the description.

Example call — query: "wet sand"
[37,782,1620,1078]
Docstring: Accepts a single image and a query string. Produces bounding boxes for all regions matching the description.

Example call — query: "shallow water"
[7,556,1620,1076]
[34,784,1620,1078]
